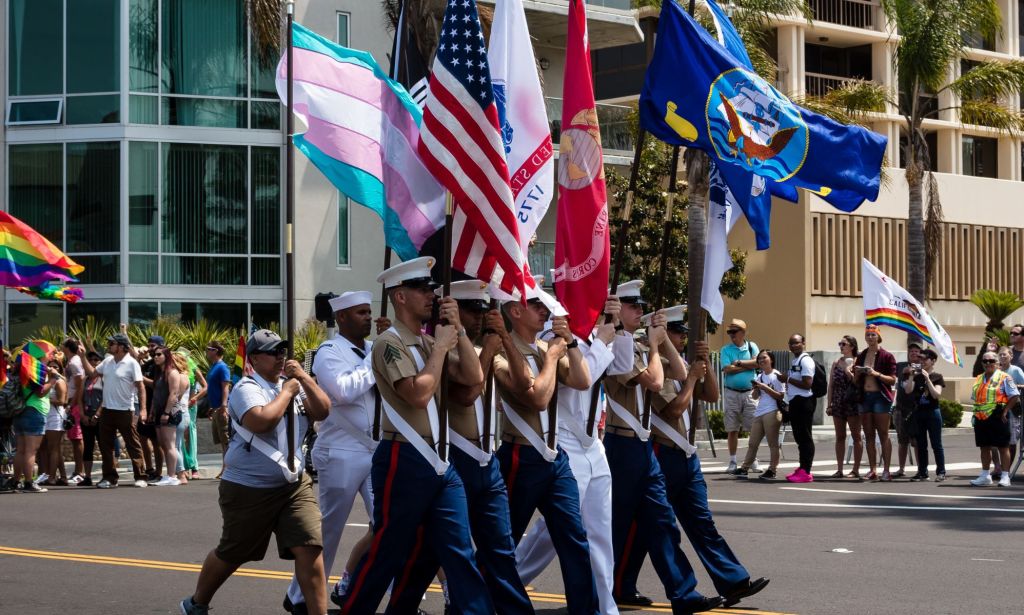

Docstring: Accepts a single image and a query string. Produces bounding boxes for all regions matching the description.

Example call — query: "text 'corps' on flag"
[418,0,527,299]
[552,0,610,339]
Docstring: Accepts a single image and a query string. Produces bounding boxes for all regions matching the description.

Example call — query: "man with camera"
[901,348,946,482]
[180,329,330,615]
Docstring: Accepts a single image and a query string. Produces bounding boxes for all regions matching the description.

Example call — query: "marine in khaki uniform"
[616,306,770,609]
[387,280,534,615]
[492,279,600,615]
[603,281,724,615]
[339,257,494,615]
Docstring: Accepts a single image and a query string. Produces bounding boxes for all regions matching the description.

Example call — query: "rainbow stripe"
[866,307,963,366]
[16,284,84,303]
[0,212,84,288]
[18,340,56,394]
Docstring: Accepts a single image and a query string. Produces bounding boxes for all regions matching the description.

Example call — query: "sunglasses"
[838,342,848,347]
[1012,331,1022,336]
[254,347,288,357]
[726,329,740,335]
[982,359,998,364]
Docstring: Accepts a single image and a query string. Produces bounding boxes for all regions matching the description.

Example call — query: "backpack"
[0,378,26,419]
[798,353,829,398]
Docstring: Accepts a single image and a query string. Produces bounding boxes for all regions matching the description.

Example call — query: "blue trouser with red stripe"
[616,443,749,598]
[386,446,534,615]
[604,432,706,610]
[340,439,494,615]
[498,442,599,615]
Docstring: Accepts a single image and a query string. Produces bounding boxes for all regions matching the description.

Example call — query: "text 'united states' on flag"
[417,0,528,300]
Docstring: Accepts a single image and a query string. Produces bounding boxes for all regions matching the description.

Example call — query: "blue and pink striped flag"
[276,23,445,261]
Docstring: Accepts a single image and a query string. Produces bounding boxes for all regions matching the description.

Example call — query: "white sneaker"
[970,472,994,487]
[69,474,83,484]
[134,479,149,488]
[148,476,163,485]
[751,459,761,472]
[155,476,181,486]
[96,479,116,489]
[33,473,49,485]
[998,472,1011,488]
[726,461,738,474]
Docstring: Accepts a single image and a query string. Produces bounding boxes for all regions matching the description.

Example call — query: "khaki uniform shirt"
[372,321,439,442]
[449,346,483,443]
[651,357,686,441]
[494,332,568,441]
[605,341,649,430]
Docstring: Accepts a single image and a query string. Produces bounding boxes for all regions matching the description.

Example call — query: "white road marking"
[780,486,1024,502]
[702,461,983,473]
[708,498,1024,513]
[971,558,1005,562]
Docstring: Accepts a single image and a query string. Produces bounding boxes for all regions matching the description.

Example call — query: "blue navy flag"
[640,0,887,209]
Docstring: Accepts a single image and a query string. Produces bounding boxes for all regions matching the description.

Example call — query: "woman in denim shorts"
[854,325,897,481]
[7,357,59,493]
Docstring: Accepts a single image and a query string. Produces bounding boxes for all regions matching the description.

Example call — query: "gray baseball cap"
[246,329,288,356]
[107,333,132,347]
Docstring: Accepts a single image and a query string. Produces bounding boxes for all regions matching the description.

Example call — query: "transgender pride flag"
[276,23,445,261]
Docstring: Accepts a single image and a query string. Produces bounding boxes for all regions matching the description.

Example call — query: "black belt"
[380,431,434,446]
[652,435,687,450]
[605,425,638,437]
[501,434,534,446]
[725,387,752,393]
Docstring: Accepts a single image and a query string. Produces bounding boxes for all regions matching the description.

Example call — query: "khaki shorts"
[723,388,756,432]
[215,474,322,565]
[211,410,231,446]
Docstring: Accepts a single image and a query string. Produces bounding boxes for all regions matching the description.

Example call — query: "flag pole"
[438,193,454,463]
[284,0,296,471]
[371,247,391,442]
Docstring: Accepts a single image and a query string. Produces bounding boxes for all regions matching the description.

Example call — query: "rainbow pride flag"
[16,283,84,303]
[862,259,962,366]
[18,340,56,394]
[0,212,84,288]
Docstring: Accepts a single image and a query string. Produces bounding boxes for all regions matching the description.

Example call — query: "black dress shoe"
[282,596,308,614]
[722,576,770,607]
[674,595,724,614]
[618,591,654,607]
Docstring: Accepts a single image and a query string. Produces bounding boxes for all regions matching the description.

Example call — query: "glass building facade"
[4,0,283,343]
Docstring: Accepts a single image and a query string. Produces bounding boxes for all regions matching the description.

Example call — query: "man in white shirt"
[778,334,817,482]
[284,291,386,615]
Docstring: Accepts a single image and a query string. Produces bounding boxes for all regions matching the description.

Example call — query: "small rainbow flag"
[16,283,84,303]
[0,211,84,288]
[18,340,56,394]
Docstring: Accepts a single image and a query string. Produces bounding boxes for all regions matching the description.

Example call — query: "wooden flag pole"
[371,247,392,442]
[438,193,454,463]
[284,0,296,471]
[481,298,498,454]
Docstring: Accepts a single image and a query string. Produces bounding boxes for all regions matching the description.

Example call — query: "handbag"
[777,398,790,423]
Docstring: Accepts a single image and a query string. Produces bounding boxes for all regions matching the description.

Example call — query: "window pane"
[162,0,247,97]
[338,195,350,265]
[129,142,159,251]
[162,256,247,285]
[67,0,120,93]
[162,143,247,254]
[161,302,247,328]
[251,100,281,130]
[67,142,120,253]
[129,301,159,325]
[251,257,280,285]
[130,0,159,92]
[8,144,63,248]
[250,303,281,329]
[337,13,349,46]
[130,95,159,124]
[8,0,63,96]
[7,100,62,124]
[252,58,277,99]
[67,302,120,329]
[66,95,121,124]
[8,303,64,346]
[252,147,281,254]
[130,254,159,283]
[70,254,120,284]
[161,97,247,128]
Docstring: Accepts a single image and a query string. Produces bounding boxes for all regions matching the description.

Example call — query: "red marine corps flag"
[552,0,610,338]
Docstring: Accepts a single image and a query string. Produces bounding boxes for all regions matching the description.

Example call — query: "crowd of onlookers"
[719,320,1024,485]
[1,329,233,493]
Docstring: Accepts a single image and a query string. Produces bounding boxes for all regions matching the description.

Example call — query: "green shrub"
[939,399,964,428]
[706,409,726,439]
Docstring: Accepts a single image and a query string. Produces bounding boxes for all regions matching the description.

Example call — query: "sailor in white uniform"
[514,293,634,614]
[285,291,382,613]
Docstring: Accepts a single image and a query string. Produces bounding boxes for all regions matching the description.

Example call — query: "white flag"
[861,258,963,366]
[488,0,555,253]
[701,163,748,323]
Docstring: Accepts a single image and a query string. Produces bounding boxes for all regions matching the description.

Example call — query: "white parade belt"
[500,354,557,462]
[231,373,302,483]
[449,393,494,466]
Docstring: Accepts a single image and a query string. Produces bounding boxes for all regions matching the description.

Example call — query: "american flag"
[418,0,528,299]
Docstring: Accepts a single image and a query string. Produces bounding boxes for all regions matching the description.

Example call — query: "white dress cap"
[437,279,490,302]
[641,303,688,327]
[329,291,373,312]
[615,279,646,304]
[376,256,436,289]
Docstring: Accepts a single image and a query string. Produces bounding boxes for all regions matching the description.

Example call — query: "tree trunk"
[905,155,926,346]
[684,148,709,355]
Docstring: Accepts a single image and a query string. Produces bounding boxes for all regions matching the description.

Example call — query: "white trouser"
[287,446,374,605]
[515,429,619,615]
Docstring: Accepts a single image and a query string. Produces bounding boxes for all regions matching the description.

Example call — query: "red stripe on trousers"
[388,525,426,606]
[505,444,521,499]
[344,441,402,611]
[614,519,640,599]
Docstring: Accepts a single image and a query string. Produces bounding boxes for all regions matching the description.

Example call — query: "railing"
[546,97,635,154]
[807,0,879,30]
[587,0,633,9]
[804,72,851,97]
[529,241,556,282]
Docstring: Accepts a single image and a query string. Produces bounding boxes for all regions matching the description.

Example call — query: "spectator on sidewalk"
[150,347,189,487]
[195,342,232,480]
[827,335,862,478]
[77,351,104,487]
[737,350,785,479]
[79,333,149,489]
[969,352,1019,487]
[854,325,897,481]
[139,335,165,481]
[904,348,946,482]
[178,348,207,480]
[63,339,87,483]
[778,334,817,482]
[720,318,760,474]
[997,346,1024,465]
[892,342,923,478]
[42,356,68,486]
[1008,325,1024,371]
[7,345,59,493]
[972,338,1000,377]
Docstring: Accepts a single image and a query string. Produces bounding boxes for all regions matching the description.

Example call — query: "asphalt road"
[3,431,1023,615]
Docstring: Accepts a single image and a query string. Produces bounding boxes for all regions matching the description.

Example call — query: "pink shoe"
[786,469,800,480]
[787,469,814,483]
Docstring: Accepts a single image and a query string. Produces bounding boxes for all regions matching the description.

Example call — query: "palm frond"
[923,171,944,295]
[817,80,891,119]
[970,289,1024,332]
[248,0,283,68]
[949,60,1024,100]
[958,99,1024,133]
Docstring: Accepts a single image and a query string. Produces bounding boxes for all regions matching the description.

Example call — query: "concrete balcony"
[807,0,882,31]
[479,0,642,49]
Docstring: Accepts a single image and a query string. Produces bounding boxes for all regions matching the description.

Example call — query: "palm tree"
[970,289,1024,334]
